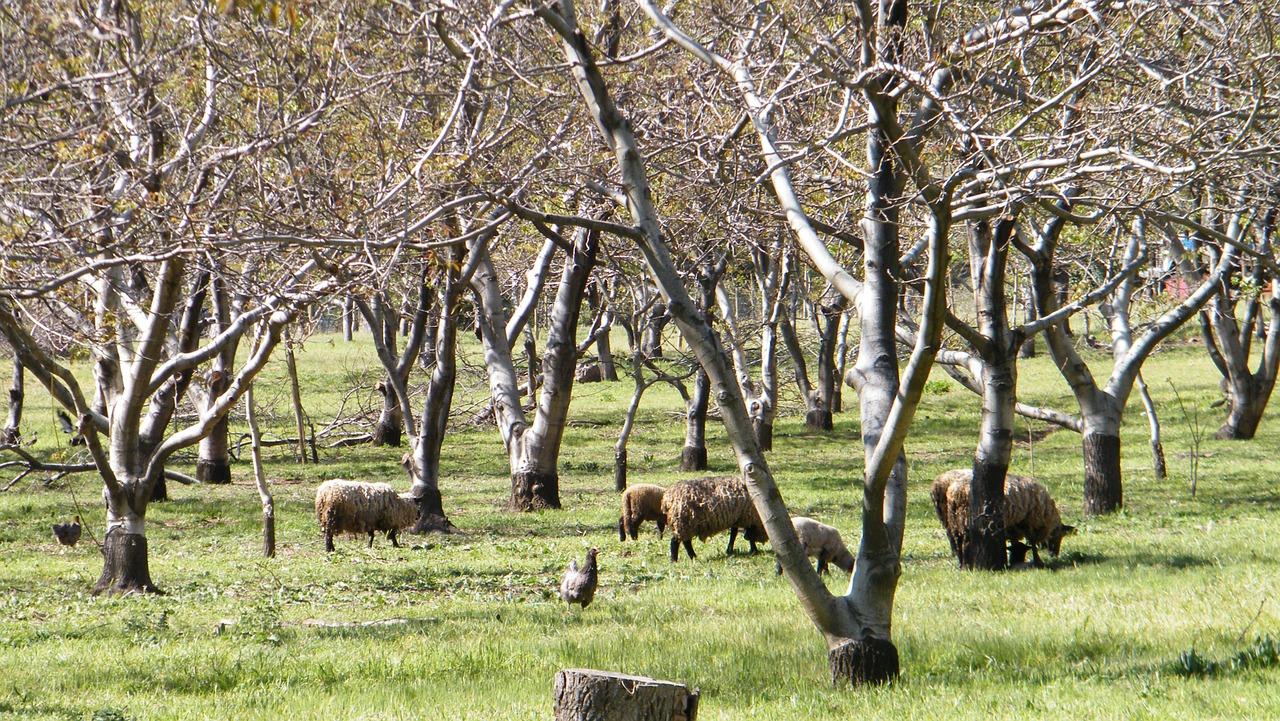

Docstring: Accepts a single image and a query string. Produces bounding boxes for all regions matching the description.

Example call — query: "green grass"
[1,334,1278,719]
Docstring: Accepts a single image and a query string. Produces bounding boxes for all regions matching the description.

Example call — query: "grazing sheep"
[931,468,1076,567]
[559,547,599,610]
[314,480,419,553]
[618,484,666,541]
[661,476,768,562]
[774,516,854,576]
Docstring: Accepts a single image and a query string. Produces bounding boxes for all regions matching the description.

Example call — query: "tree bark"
[285,342,309,463]
[780,314,828,431]
[507,226,599,510]
[681,370,710,471]
[553,669,698,721]
[3,356,22,445]
[814,293,846,427]
[196,370,232,484]
[1082,432,1123,515]
[246,386,275,557]
[960,215,1017,571]
[372,379,404,447]
[642,302,668,358]
[342,295,355,341]
[1136,372,1167,479]
[587,282,619,382]
[408,244,465,534]
[94,528,159,596]
[828,638,899,687]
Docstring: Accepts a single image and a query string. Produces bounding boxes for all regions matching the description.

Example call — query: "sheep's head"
[1046,524,1077,555]
[832,546,855,574]
[744,523,769,545]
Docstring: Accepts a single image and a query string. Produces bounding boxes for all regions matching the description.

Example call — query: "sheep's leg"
[670,537,680,562]
[1030,544,1044,567]
[725,527,739,556]
[619,517,626,542]
[324,528,335,553]
[368,532,375,548]
[816,550,829,575]
[388,530,399,548]
[747,539,758,555]
[657,519,665,540]
[683,539,696,560]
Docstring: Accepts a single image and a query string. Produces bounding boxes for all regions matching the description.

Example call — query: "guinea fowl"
[52,516,81,547]
[558,547,599,610]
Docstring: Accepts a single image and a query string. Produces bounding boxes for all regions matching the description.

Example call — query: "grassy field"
[1,333,1278,720]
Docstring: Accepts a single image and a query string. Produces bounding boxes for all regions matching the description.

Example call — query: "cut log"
[553,669,698,721]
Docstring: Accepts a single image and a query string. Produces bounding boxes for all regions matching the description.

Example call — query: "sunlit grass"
[1,334,1278,719]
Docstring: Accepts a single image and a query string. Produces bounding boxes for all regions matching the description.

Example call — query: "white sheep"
[314,480,419,553]
[618,484,666,541]
[774,516,854,575]
[931,468,1076,567]
[661,476,767,562]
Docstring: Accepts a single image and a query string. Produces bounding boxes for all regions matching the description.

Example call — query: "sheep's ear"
[1062,525,1077,536]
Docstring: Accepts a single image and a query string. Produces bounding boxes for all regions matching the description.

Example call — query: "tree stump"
[553,669,698,721]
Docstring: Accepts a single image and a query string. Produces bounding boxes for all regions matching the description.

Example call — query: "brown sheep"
[661,476,767,562]
[931,468,1075,567]
[618,484,666,541]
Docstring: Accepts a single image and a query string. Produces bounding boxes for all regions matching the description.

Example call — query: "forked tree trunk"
[3,356,22,445]
[508,228,598,511]
[473,222,598,512]
[961,215,1017,571]
[409,244,464,534]
[540,2,951,687]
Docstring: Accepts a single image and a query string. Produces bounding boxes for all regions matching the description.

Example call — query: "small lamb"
[661,476,767,562]
[618,484,666,541]
[931,468,1075,567]
[774,516,854,576]
[314,480,419,553]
